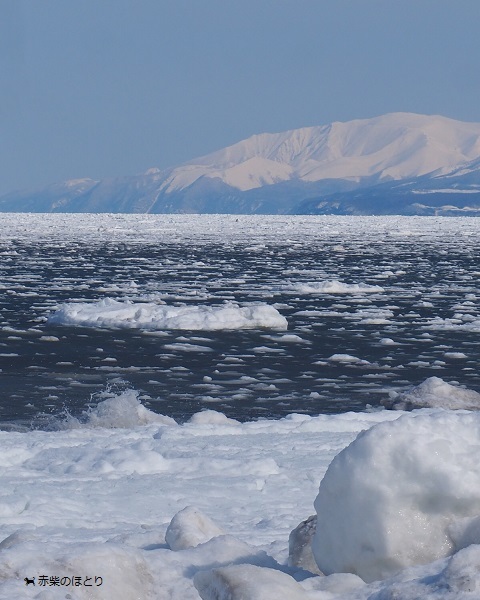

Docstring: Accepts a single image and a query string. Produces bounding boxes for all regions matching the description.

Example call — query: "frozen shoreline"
[1,391,480,599]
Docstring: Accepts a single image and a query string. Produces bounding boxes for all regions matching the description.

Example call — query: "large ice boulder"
[312,412,480,582]
[383,376,480,410]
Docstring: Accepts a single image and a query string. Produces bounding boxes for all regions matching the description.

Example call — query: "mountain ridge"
[2,112,480,215]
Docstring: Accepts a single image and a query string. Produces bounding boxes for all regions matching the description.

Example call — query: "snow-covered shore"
[1,390,480,599]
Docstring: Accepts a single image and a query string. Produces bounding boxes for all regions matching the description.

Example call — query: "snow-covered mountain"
[298,155,480,216]
[160,112,480,191]
[3,112,480,214]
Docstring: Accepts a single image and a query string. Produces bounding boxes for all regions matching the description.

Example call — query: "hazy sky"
[1,0,479,195]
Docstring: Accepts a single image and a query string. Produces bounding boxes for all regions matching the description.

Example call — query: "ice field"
[1,214,480,598]
[2,214,480,424]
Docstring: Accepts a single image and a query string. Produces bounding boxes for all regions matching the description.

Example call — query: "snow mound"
[289,280,384,294]
[312,411,480,582]
[384,376,480,410]
[165,506,225,551]
[48,298,288,330]
[194,564,307,600]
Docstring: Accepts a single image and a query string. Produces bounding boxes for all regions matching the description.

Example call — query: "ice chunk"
[300,572,365,595]
[47,298,288,330]
[188,410,241,426]
[383,376,480,410]
[312,412,480,582]
[288,515,322,574]
[165,506,225,551]
[194,564,308,600]
[328,353,370,364]
[288,280,384,294]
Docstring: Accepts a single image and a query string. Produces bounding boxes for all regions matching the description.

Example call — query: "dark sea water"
[1,214,479,427]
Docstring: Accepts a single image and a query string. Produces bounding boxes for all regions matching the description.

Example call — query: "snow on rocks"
[383,376,480,410]
[312,411,480,582]
[47,298,288,330]
[165,506,225,551]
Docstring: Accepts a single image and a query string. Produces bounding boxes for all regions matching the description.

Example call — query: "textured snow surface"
[313,411,480,583]
[2,392,480,598]
[48,298,288,331]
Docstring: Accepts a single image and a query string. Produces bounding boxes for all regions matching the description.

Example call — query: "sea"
[1,213,479,429]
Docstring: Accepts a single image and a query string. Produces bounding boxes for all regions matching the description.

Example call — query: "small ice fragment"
[165,506,225,551]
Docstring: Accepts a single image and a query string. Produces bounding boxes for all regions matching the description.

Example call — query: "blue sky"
[1,0,479,195]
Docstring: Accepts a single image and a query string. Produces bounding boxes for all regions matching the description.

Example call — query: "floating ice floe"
[426,315,480,332]
[47,298,288,331]
[383,376,480,410]
[313,411,480,583]
[287,280,385,294]
[327,354,370,365]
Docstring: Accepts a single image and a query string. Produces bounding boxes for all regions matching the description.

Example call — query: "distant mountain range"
[2,112,480,215]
